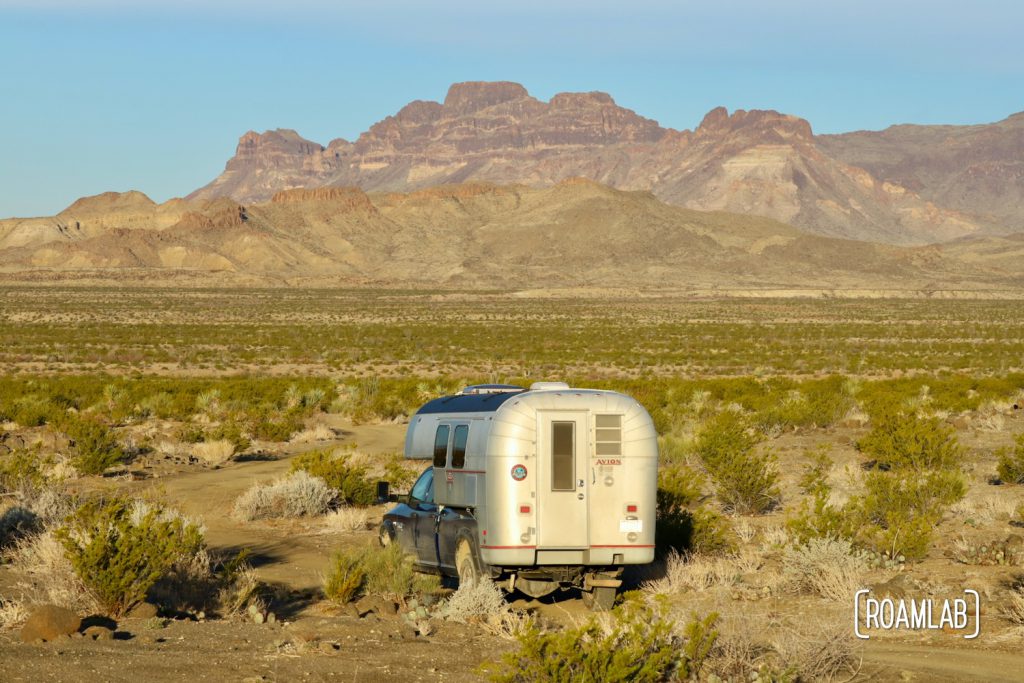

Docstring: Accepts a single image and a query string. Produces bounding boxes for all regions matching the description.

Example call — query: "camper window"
[552,421,575,490]
[595,414,622,456]
[433,425,450,467]
[452,424,469,469]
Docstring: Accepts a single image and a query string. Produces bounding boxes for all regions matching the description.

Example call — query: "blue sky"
[1,0,1022,217]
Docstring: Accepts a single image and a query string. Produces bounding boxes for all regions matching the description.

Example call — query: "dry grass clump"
[0,597,29,629]
[214,554,266,617]
[781,537,869,602]
[438,578,532,639]
[192,439,236,466]
[643,550,743,595]
[1,486,86,613]
[289,422,336,444]
[703,610,859,682]
[6,529,100,615]
[772,619,859,682]
[233,471,336,521]
[950,493,1020,525]
[318,507,370,533]
[1003,588,1024,626]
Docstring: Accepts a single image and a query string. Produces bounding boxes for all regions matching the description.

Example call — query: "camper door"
[536,411,589,548]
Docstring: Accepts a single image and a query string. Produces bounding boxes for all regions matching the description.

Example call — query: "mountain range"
[2,179,1022,291]
[188,81,1023,246]
[2,81,1023,292]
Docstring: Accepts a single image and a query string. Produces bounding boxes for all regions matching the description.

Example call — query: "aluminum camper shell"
[403,383,658,571]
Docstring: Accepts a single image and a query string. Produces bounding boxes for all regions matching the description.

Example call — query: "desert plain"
[1,286,1023,681]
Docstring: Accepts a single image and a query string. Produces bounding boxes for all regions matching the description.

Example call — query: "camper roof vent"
[529,381,571,392]
[460,384,525,395]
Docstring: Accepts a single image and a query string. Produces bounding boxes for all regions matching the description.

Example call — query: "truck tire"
[455,538,481,587]
[582,586,616,611]
[378,523,392,547]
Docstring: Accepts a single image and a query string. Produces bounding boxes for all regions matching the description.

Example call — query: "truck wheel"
[582,586,616,611]
[455,538,480,587]
[378,523,391,547]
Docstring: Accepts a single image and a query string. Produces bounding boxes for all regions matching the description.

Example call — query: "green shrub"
[0,448,51,492]
[997,434,1024,484]
[755,376,853,431]
[857,412,963,471]
[490,598,715,683]
[5,395,69,427]
[138,392,175,419]
[248,407,304,442]
[851,469,964,560]
[55,497,205,616]
[100,383,136,425]
[176,419,250,455]
[695,411,760,468]
[798,445,833,496]
[291,450,377,506]
[696,412,779,514]
[324,550,366,604]
[322,543,439,603]
[205,419,251,455]
[361,542,440,597]
[342,377,423,424]
[656,465,736,556]
[61,416,126,475]
[789,439,966,561]
[177,423,207,444]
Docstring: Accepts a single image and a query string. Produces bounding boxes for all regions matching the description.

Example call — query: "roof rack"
[459,384,525,395]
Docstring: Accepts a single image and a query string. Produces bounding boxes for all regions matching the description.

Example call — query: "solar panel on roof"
[415,390,524,415]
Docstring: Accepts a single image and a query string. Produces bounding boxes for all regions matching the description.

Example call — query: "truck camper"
[379,382,658,609]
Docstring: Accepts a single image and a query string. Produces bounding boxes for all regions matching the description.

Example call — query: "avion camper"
[379,382,657,608]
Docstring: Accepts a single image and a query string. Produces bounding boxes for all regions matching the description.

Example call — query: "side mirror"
[376,481,391,504]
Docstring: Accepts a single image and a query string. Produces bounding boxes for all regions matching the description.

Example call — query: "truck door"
[536,411,589,548]
[409,467,440,568]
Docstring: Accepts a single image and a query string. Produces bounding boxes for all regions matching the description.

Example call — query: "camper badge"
[511,464,528,481]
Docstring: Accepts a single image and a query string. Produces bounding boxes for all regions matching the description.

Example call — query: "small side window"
[595,414,622,456]
[433,425,450,467]
[452,424,469,469]
[410,467,433,503]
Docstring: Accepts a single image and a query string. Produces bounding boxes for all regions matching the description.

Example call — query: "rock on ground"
[21,605,82,643]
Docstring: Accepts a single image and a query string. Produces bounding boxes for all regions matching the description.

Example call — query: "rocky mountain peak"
[394,100,444,124]
[233,129,324,165]
[60,190,156,215]
[442,81,533,114]
[697,107,813,140]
